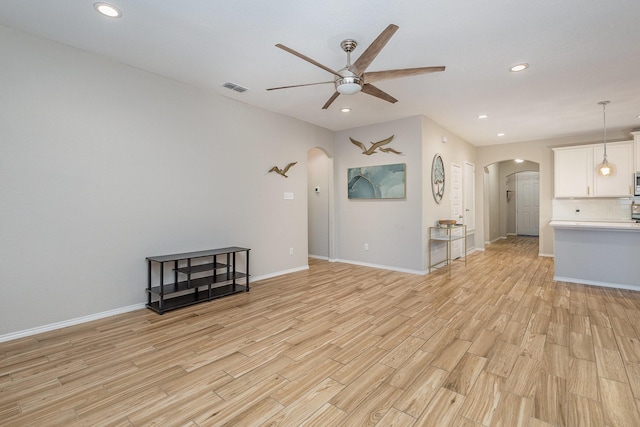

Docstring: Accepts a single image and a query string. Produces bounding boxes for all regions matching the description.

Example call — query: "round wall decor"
[431,153,445,203]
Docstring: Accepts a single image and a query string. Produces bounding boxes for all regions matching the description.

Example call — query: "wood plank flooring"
[2,236,640,426]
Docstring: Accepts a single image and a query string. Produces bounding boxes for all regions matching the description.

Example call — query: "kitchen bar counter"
[550,220,640,290]
[549,220,640,231]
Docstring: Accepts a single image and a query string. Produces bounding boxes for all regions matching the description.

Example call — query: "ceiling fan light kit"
[268,24,445,109]
[335,75,363,95]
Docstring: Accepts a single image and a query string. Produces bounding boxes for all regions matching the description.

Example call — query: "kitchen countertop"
[551,219,640,289]
[549,220,640,231]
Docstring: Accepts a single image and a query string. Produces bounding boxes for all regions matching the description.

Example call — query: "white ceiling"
[2,0,640,146]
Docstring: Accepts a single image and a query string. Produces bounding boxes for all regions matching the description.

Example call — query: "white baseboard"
[539,252,554,257]
[308,254,329,260]
[485,236,507,245]
[251,265,309,282]
[333,258,425,275]
[554,276,640,292]
[0,303,146,343]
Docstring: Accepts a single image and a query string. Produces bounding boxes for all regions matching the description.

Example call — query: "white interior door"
[464,162,475,231]
[451,163,463,259]
[516,171,540,236]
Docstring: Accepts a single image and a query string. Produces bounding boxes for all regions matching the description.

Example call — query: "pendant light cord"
[599,100,610,159]
[603,102,607,158]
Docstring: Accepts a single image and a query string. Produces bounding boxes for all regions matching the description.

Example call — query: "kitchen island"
[550,220,640,290]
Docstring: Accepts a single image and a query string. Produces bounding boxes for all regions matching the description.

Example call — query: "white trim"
[0,303,145,343]
[334,258,425,275]
[308,254,329,261]
[485,236,506,245]
[463,161,476,232]
[538,252,554,258]
[251,265,309,282]
[554,276,640,292]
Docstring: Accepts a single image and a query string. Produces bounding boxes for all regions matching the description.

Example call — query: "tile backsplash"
[552,198,634,221]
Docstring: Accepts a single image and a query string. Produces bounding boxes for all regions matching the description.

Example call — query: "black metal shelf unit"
[146,246,250,314]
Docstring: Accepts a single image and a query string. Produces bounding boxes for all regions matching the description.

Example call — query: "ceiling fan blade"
[361,83,398,104]
[350,24,399,76]
[266,81,334,91]
[322,92,340,109]
[276,44,342,78]
[364,66,446,83]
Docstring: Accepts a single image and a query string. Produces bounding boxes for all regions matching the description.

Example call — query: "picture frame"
[432,153,445,203]
[347,163,406,199]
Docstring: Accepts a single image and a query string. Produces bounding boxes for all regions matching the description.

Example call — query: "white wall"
[334,116,423,272]
[0,26,333,336]
[333,115,476,274]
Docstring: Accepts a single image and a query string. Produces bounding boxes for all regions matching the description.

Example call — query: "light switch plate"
[284,192,294,200]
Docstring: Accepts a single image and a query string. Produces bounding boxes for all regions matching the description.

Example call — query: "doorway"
[450,163,463,259]
[307,148,333,260]
[483,159,540,244]
[515,171,540,236]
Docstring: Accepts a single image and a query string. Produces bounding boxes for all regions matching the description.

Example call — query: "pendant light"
[596,100,614,177]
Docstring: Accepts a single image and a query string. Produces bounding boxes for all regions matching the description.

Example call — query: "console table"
[146,246,250,314]
[428,225,466,275]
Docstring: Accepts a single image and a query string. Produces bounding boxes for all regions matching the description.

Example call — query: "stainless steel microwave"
[636,172,640,196]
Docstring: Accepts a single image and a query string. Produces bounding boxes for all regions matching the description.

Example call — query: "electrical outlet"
[289,247,294,256]
[364,243,369,251]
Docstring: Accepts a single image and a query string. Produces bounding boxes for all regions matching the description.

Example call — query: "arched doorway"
[483,159,540,244]
[307,148,334,260]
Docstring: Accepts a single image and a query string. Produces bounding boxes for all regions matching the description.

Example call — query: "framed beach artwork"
[347,163,406,199]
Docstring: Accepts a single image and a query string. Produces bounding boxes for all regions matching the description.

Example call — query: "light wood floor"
[2,236,640,426]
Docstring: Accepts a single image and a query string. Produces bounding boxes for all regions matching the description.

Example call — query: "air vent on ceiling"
[223,82,248,93]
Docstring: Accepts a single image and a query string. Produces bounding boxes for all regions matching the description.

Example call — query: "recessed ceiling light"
[510,63,529,72]
[94,2,122,18]
[341,108,351,113]
[478,114,488,119]
[497,133,505,137]
[515,159,524,163]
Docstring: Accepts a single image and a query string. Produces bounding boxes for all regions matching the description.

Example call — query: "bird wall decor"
[268,162,297,178]
[349,135,402,155]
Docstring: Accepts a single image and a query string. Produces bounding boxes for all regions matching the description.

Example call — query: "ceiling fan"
[267,24,445,109]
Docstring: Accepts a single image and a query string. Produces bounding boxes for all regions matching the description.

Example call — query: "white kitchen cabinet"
[553,140,633,198]
[553,146,592,197]
[633,131,640,172]
[593,141,634,196]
